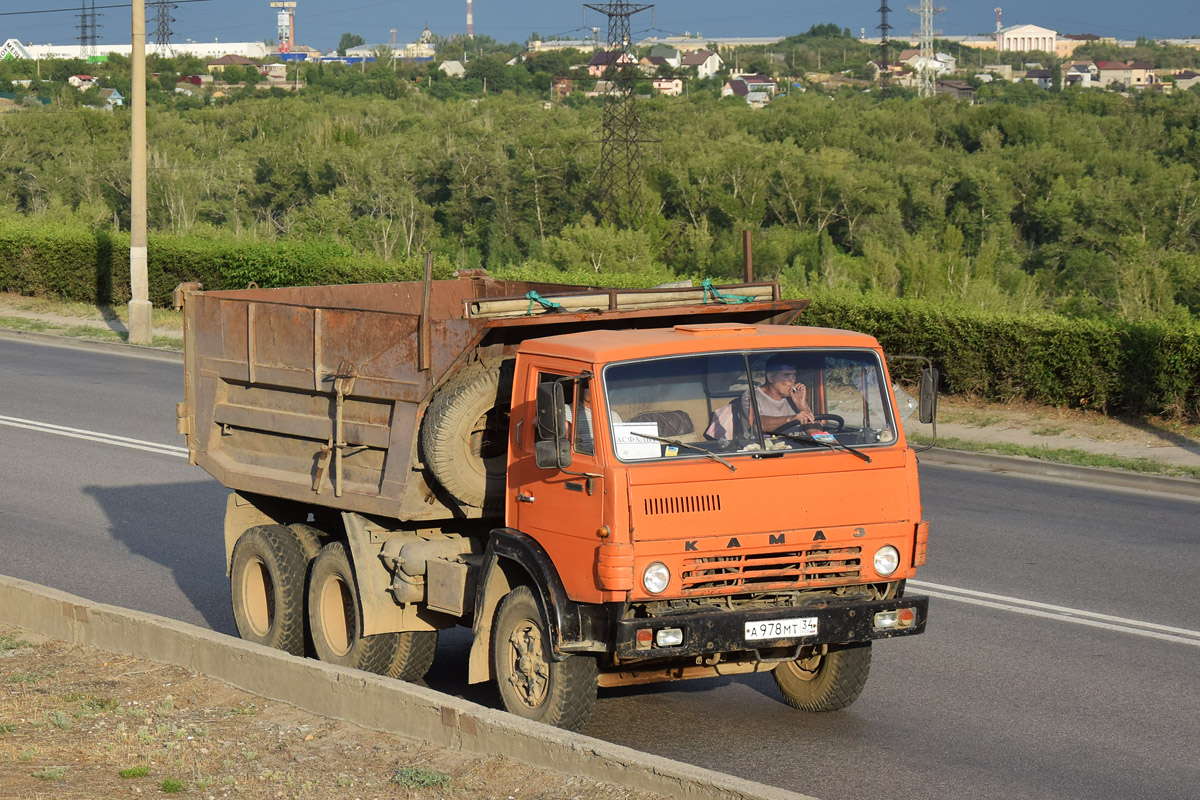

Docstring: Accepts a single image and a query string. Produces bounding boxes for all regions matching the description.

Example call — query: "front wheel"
[773,643,872,711]
[307,542,399,675]
[492,586,597,731]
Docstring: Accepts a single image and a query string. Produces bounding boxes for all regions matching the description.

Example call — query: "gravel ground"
[0,625,666,800]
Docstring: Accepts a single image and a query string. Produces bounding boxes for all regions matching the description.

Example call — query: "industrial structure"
[909,0,944,97]
[878,0,893,83]
[76,0,99,59]
[151,0,177,53]
[585,1,652,228]
[271,1,297,53]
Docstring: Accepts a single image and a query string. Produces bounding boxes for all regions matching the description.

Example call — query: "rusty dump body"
[177,273,804,523]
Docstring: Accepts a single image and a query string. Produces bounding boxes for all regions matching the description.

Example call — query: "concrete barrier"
[0,574,812,800]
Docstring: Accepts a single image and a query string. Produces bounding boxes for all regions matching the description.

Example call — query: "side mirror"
[535,381,572,469]
[919,367,939,425]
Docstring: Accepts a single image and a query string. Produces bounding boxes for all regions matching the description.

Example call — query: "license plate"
[745,616,818,641]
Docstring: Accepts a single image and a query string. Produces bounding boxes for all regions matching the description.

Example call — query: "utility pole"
[585,2,652,228]
[908,0,944,98]
[129,0,152,345]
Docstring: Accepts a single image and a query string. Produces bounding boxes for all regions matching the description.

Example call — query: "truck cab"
[476,322,929,724]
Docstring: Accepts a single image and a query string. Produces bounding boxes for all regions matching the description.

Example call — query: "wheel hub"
[507,621,549,707]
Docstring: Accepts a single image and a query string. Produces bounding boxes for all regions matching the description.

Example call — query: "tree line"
[2,48,1200,324]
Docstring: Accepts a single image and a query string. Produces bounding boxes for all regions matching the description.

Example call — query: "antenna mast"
[584,1,653,227]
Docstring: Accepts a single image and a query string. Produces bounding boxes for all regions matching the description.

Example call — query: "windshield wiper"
[776,431,873,463]
[630,432,737,472]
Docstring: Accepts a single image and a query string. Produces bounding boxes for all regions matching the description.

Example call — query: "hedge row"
[1,220,1197,420]
[0,219,443,308]
[801,293,1200,420]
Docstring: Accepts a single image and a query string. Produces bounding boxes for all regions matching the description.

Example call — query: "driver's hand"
[795,409,815,424]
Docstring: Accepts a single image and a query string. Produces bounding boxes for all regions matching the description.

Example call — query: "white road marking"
[909,579,1200,647]
[0,414,188,458]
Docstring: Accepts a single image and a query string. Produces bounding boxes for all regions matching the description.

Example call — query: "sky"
[5,1,1199,53]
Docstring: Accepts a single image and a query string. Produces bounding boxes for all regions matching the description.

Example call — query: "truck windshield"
[603,350,897,463]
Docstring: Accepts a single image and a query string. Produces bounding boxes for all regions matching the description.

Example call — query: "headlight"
[642,562,670,594]
[873,545,900,577]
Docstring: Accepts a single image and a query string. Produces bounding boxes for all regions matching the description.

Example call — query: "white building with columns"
[997,24,1057,54]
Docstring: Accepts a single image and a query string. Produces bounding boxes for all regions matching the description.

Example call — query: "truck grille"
[643,493,722,516]
[680,546,862,595]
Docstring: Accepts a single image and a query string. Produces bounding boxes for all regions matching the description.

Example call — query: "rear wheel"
[773,643,872,711]
[307,542,399,675]
[229,525,314,655]
[386,630,439,681]
[492,586,597,731]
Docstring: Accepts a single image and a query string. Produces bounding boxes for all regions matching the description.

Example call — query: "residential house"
[936,80,976,102]
[551,77,574,100]
[981,64,1014,81]
[67,74,96,89]
[1064,62,1097,88]
[206,54,257,73]
[439,59,466,78]
[587,50,635,77]
[1173,70,1200,90]
[259,63,287,81]
[1023,68,1053,89]
[639,55,671,75]
[653,77,683,96]
[1096,60,1156,89]
[996,23,1057,53]
[586,79,619,97]
[899,49,955,78]
[680,49,723,79]
[97,87,123,108]
[723,73,778,102]
[648,44,681,68]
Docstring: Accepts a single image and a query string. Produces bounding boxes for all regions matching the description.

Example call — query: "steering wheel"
[774,414,845,436]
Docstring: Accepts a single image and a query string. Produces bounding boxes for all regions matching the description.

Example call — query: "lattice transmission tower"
[908,0,944,98]
[151,0,178,54]
[77,0,100,60]
[877,0,893,85]
[584,1,652,228]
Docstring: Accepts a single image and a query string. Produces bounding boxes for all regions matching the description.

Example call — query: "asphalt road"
[2,335,1198,800]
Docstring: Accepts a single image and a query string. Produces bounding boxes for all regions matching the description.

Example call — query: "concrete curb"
[0,327,182,363]
[0,574,812,800]
[919,447,1200,499]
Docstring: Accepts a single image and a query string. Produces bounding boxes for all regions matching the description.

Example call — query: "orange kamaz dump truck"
[176,272,935,730]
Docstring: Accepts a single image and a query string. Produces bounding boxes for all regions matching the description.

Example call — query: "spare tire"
[420,361,510,509]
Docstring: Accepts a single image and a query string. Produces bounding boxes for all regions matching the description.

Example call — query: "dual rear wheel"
[229,526,436,682]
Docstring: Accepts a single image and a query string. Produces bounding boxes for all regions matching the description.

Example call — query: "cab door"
[507,360,606,599]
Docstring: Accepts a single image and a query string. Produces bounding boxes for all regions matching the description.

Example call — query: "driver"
[745,356,815,433]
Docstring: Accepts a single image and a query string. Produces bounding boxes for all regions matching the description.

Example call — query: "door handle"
[517,492,535,503]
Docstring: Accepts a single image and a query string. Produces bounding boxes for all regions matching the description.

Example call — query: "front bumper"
[613,595,928,661]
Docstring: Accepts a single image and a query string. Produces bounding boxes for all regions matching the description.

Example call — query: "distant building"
[653,77,683,96]
[1023,68,1053,89]
[439,60,466,78]
[551,77,574,99]
[936,80,976,102]
[1065,62,1098,88]
[97,87,123,108]
[997,23,1057,53]
[587,50,635,77]
[1173,70,1200,90]
[647,44,681,67]
[680,49,723,79]
[207,54,258,73]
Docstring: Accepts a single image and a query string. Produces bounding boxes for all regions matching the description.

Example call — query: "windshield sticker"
[614,422,660,459]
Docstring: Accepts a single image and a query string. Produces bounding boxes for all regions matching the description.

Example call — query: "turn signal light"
[874,607,918,631]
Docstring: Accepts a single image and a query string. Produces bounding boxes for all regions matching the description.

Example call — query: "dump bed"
[177,272,807,522]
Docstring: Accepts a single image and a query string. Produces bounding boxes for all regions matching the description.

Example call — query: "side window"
[573,378,595,456]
